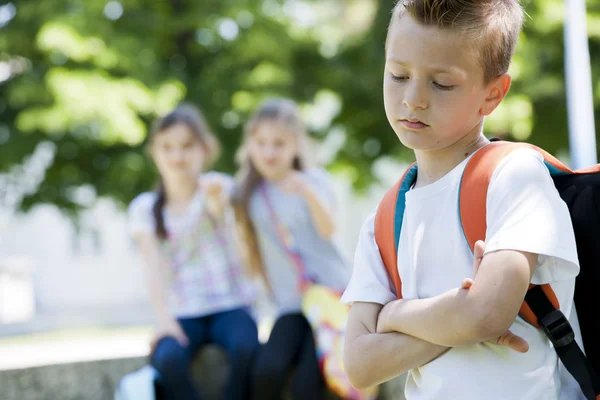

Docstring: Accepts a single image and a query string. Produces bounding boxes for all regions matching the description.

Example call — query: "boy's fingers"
[466,241,485,289]
[497,330,529,353]
[474,240,485,260]
[472,240,485,275]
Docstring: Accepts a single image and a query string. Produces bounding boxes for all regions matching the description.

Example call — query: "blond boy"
[342,1,581,399]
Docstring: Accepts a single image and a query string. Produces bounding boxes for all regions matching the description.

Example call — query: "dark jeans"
[252,313,323,400]
[151,307,259,400]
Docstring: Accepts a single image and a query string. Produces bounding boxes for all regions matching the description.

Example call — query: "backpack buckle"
[539,309,575,348]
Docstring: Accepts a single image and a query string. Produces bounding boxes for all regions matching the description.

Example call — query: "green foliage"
[1,0,600,213]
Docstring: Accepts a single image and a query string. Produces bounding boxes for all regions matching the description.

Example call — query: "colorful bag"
[261,184,378,400]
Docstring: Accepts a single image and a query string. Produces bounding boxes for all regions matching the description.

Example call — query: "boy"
[342,1,581,399]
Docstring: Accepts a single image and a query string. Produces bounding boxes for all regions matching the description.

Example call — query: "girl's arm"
[200,173,235,218]
[280,171,335,239]
[134,232,188,346]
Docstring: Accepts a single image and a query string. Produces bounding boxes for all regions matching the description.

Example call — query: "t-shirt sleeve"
[484,148,580,285]
[127,192,157,236]
[305,167,336,209]
[341,211,398,305]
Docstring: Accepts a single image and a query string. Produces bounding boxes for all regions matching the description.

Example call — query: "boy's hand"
[460,240,485,289]
[461,240,529,353]
[377,241,489,335]
[377,240,529,353]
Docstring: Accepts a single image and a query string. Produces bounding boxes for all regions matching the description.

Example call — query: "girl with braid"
[128,104,258,400]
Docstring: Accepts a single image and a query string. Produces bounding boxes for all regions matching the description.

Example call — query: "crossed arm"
[344,302,449,389]
[343,244,536,389]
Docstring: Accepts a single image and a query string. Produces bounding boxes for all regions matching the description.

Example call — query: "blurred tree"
[0,0,599,214]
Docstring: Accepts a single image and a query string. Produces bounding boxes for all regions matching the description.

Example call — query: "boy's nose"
[403,84,428,111]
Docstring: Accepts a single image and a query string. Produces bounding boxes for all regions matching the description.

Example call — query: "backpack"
[374,140,600,400]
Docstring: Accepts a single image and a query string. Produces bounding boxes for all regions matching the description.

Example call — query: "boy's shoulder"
[372,145,552,228]
[490,147,547,176]
[486,147,553,195]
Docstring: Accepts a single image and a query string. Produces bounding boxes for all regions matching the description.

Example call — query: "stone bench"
[0,345,406,400]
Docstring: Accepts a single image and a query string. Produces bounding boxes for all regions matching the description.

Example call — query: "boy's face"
[384,14,506,152]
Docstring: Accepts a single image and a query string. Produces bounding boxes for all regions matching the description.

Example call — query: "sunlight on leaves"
[16,69,185,145]
[37,22,119,69]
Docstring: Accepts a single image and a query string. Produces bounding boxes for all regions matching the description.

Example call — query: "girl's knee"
[228,336,259,363]
[289,380,323,400]
[152,337,190,374]
[222,310,259,360]
[289,370,323,400]
[253,355,287,383]
[232,309,258,331]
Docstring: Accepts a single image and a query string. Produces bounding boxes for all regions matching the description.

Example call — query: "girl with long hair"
[128,104,258,400]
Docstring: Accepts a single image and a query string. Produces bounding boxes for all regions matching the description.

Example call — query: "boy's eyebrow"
[386,58,467,78]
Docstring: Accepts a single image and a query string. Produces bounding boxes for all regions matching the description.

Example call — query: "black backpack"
[552,156,600,399]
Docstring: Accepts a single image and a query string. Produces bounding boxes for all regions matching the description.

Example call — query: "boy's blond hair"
[389,0,524,83]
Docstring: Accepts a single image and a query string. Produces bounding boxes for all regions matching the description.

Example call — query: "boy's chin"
[394,130,432,151]
[395,129,466,153]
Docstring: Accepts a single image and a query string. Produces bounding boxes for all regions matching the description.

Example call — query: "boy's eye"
[390,73,407,82]
[433,82,455,91]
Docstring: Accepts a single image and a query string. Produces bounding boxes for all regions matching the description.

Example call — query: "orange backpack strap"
[374,163,418,299]
[459,141,569,328]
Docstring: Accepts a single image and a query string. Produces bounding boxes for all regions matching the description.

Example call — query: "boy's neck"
[413,134,489,188]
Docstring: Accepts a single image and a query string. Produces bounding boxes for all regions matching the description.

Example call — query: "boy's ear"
[480,73,511,116]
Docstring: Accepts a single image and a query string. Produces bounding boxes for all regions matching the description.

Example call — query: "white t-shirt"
[342,148,582,400]
[128,172,254,319]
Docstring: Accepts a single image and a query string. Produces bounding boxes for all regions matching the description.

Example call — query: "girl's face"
[151,123,205,183]
[248,121,298,181]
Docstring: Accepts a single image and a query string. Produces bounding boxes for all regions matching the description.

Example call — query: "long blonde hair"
[232,98,310,277]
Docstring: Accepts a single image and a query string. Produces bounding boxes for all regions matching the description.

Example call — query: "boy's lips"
[400,118,429,130]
